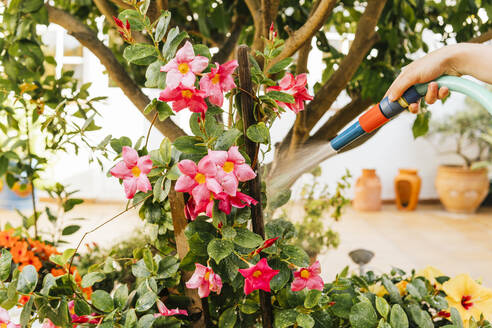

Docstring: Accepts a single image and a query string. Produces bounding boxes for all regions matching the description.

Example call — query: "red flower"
[112,16,134,43]
[238,258,279,295]
[267,73,313,113]
[250,237,279,257]
[159,84,208,116]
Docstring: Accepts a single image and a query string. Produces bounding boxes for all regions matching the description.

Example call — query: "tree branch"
[46,4,186,141]
[261,0,280,39]
[304,0,386,132]
[108,0,132,10]
[266,0,337,71]
[468,29,492,43]
[245,0,264,52]
[211,13,246,63]
[156,0,168,12]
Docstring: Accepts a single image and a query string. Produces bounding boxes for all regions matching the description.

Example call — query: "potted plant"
[427,98,491,213]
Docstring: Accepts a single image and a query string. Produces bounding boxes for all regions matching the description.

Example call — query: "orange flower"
[0,230,19,248]
[11,241,29,263]
[51,267,66,277]
[19,252,43,272]
[83,287,93,300]
[18,294,31,306]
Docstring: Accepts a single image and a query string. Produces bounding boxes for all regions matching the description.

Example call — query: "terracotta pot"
[435,165,489,213]
[394,169,421,211]
[353,169,381,211]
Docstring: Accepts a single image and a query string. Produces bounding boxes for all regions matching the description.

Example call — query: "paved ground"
[1,202,491,286]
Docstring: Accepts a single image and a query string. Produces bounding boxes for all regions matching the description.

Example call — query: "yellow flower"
[416,266,445,288]
[396,280,408,296]
[442,274,492,326]
[368,283,388,297]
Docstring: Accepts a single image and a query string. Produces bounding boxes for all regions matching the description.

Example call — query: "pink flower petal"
[161,59,178,72]
[218,197,232,214]
[136,175,152,193]
[175,41,195,63]
[177,160,198,176]
[220,174,238,196]
[198,156,217,177]
[165,69,182,90]
[198,283,211,298]
[181,72,196,87]
[0,307,11,323]
[192,184,210,205]
[227,146,245,164]
[310,261,321,275]
[208,150,228,166]
[110,161,132,179]
[291,277,308,292]
[137,155,153,174]
[306,275,324,291]
[190,56,209,73]
[175,175,197,193]
[220,75,236,93]
[235,164,256,182]
[206,178,223,195]
[279,73,294,89]
[122,146,138,167]
[123,178,137,199]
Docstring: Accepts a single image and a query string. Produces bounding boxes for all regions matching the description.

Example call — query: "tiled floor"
[1,202,491,286]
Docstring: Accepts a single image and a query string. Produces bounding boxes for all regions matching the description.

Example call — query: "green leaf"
[63,198,83,212]
[377,318,392,328]
[408,304,433,328]
[450,308,464,328]
[81,272,105,288]
[193,44,211,59]
[143,248,156,272]
[20,0,44,13]
[246,122,269,143]
[110,136,132,154]
[154,12,171,41]
[145,60,165,88]
[268,58,293,74]
[219,307,237,328]
[0,249,12,281]
[137,313,155,328]
[159,137,172,165]
[132,259,151,278]
[118,10,146,31]
[61,224,81,236]
[125,309,137,328]
[331,293,353,319]
[50,248,76,267]
[239,300,259,314]
[281,245,310,267]
[215,129,242,150]
[157,256,179,278]
[153,176,165,203]
[222,227,236,239]
[269,258,290,291]
[381,276,402,304]
[207,238,234,264]
[114,285,129,309]
[162,27,189,60]
[74,299,91,316]
[20,294,34,326]
[173,136,207,154]
[233,228,263,248]
[389,304,409,328]
[123,44,158,65]
[156,101,173,121]
[297,313,315,328]
[412,111,431,138]
[266,91,295,103]
[269,189,291,210]
[136,291,157,312]
[304,289,322,309]
[92,290,114,312]
[375,296,390,319]
[349,302,378,328]
[274,309,298,328]
[17,265,38,294]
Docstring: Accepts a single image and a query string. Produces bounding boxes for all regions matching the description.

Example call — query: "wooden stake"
[237,44,274,328]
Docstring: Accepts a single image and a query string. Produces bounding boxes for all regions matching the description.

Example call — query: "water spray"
[269,76,492,194]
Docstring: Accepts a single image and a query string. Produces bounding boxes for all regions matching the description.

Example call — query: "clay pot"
[394,169,421,211]
[353,169,381,211]
[435,165,489,213]
[11,182,32,198]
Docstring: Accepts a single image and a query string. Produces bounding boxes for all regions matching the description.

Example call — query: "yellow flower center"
[178,63,190,74]
[181,89,193,99]
[204,271,210,281]
[300,269,310,279]
[131,166,141,177]
[253,270,262,278]
[223,161,235,173]
[1,323,8,328]
[211,73,220,84]
[195,173,206,184]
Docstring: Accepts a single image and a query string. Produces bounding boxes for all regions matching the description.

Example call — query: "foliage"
[426,97,492,168]
[282,168,351,260]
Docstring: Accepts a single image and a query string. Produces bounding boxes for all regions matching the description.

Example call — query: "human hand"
[385,45,461,113]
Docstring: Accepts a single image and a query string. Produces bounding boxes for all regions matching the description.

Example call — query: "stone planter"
[435,165,489,213]
[353,169,381,211]
[394,169,421,211]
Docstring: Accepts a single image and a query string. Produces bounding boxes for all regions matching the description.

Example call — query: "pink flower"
[68,301,100,324]
[159,84,208,116]
[267,73,313,113]
[154,300,188,317]
[110,146,152,199]
[0,307,20,328]
[238,258,279,295]
[175,157,222,205]
[199,60,238,107]
[291,261,324,292]
[186,263,223,298]
[208,146,256,196]
[217,192,258,215]
[161,41,209,89]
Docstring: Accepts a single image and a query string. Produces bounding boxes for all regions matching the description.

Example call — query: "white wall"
[44,29,487,201]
